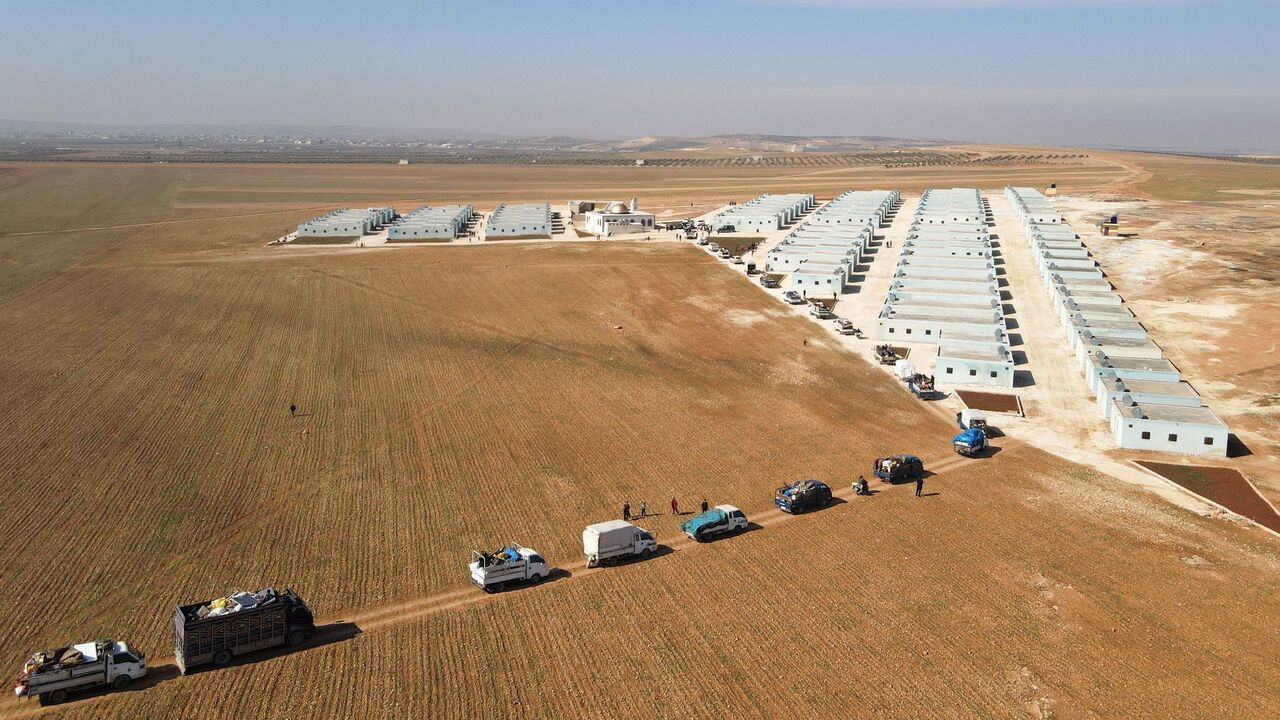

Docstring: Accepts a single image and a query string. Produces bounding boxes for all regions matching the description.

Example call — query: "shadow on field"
[181,621,363,677]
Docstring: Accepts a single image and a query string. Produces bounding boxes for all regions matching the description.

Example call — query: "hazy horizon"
[3,0,1277,153]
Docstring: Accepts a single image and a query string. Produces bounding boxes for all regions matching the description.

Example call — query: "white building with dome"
[583,197,655,237]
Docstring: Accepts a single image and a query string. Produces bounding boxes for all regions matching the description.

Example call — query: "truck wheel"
[528,573,543,585]
[212,649,233,667]
[490,582,505,593]
[45,689,70,705]
[287,630,307,647]
[641,547,653,558]
[112,674,133,690]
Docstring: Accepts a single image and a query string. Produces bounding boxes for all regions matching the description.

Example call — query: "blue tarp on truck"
[681,509,728,537]
[953,427,988,456]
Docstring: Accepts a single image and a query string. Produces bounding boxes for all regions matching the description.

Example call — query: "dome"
[605,202,629,214]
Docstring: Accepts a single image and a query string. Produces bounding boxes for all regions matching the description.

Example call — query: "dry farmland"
[0,155,1278,719]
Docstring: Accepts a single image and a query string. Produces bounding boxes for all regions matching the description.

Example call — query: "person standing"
[289,404,297,417]
[700,498,709,513]
[639,499,647,518]
[670,496,679,516]
[915,476,925,498]
[623,502,631,521]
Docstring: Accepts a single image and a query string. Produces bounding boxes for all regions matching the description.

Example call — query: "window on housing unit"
[1204,437,1214,446]
[1141,431,1151,440]
[925,330,932,335]
[905,328,912,334]
[990,371,998,378]
[1168,433,1178,442]
[946,367,954,374]
[969,369,977,376]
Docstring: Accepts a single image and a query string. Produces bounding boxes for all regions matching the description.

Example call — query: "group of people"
[622,496,710,521]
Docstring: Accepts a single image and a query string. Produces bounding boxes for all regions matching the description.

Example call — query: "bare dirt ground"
[0,152,1278,719]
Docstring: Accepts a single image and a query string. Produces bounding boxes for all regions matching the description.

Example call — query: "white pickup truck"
[583,520,657,567]
[469,545,550,593]
[14,639,146,705]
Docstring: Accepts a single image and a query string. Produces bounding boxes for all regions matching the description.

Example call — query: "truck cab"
[469,545,550,593]
[15,639,146,705]
[681,505,748,541]
[774,480,832,514]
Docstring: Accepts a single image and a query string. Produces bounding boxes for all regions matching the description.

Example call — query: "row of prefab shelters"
[387,205,476,240]
[877,188,1015,387]
[764,190,899,298]
[1006,186,1228,457]
[297,207,395,238]
[711,193,815,232]
[483,203,553,238]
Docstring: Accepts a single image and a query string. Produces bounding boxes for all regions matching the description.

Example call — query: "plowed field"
[1,161,1278,719]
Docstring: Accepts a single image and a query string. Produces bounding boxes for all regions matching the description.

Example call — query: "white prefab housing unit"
[1109,400,1228,457]
[387,204,475,240]
[484,203,552,238]
[297,207,395,237]
[936,343,1014,387]
[711,193,815,231]
[785,261,847,297]
[1005,185,1229,455]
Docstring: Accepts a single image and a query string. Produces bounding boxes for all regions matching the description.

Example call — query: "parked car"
[696,236,709,246]
[760,275,780,288]
[782,291,805,304]
[707,243,721,253]
[833,318,856,334]
[730,255,744,265]
[719,224,736,233]
[718,248,732,259]
[681,505,748,541]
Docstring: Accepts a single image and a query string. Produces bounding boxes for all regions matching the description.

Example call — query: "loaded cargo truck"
[953,427,989,456]
[13,639,146,705]
[469,545,550,593]
[874,454,925,483]
[774,479,832,514]
[957,409,989,433]
[173,588,313,674]
[583,520,657,567]
[681,505,748,541]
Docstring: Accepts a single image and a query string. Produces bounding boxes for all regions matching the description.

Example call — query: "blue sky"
[2,0,1277,150]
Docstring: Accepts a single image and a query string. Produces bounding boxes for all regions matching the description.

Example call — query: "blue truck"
[953,427,989,456]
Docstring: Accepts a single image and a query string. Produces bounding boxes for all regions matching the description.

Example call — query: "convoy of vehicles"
[470,545,550,593]
[681,505,748,541]
[583,520,658,567]
[173,588,314,674]
[14,639,146,705]
[774,479,833,514]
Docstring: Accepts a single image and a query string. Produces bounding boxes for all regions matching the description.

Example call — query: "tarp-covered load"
[681,509,728,537]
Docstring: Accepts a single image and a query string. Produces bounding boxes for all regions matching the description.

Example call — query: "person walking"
[915,476,925,497]
[700,498,709,513]
[640,499,647,518]
[289,404,297,417]
[671,496,679,516]
[623,502,631,521]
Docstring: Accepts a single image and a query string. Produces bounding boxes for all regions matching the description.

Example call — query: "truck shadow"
[179,621,363,676]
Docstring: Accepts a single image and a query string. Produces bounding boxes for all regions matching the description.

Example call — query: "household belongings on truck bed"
[475,547,522,567]
[20,641,104,675]
[189,588,281,620]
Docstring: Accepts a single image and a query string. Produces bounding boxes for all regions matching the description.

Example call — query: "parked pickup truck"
[809,303,833,319]
[782,291,805,305]
[832,318,856,335]
[873,454,925,483]
[583,520,657,567]
[469,545,550,593]
[953,427,989,457]
[173,588,314,673]
[681,505,748,541]
[759,275,780,288]
[775,479,833,514]
[14,639,146,705]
